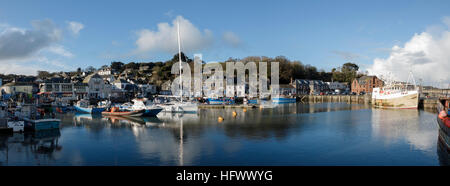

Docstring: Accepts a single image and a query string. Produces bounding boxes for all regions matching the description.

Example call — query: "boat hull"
[206,98,235,105]
[159,103,198,113]
[272,97,296,104]
[102,109,145,117]
[438,126,450,151]
[142,108,163,117]
[372,92,419,109]
[74,105,105,114]
[23,118,61,131]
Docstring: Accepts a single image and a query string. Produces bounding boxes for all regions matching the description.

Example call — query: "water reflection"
[0,129,61,166]
[437,129,450,166]
[371,108,437,152]
[0,103,443,165]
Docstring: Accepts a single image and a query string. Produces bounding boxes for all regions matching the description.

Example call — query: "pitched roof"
[83,73,102,83]
[357,76,376,85]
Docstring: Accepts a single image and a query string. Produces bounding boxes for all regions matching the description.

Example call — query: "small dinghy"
[102,107,145,117]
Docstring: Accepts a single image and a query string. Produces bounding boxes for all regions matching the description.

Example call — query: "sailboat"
[157,20,198,113]
[371,72,419,109]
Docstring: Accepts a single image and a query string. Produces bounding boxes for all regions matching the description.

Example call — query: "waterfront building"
[83,73,111,99]
[273,84,296,96]
[73,82,89,100]
[294,79,329,95]
[0,82,35,96]
[293,79,310,95]
[38,78,76,101]
[326,82,348,92]
[351,76,384,94]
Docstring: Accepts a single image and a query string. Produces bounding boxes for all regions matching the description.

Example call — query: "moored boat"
[126,98,163,117]
[272,96,296,104]
[372,72,419,109]
[12,104,60,131]
[437,98,450,149]
[102,107,145,117]
[23,118,60,131]
[206,98,235,105]
[74,99,106,114]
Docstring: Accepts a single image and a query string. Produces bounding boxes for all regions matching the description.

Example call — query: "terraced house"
[351,76,384,94]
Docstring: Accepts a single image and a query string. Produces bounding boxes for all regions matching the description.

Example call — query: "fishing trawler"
[372,72,419,109]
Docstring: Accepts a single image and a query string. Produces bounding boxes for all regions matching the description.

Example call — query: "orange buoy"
[232,111,237,117]
[439,110,447,120]
[218,116,224,122]
[243,108,247,112]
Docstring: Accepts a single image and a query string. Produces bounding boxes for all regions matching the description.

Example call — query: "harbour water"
[0,102,447,166]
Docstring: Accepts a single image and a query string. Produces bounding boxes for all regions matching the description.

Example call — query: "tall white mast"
[177,20,183,102]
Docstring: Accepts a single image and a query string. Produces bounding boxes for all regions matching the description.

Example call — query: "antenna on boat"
[177,19,183,103]
[406,71,417,90]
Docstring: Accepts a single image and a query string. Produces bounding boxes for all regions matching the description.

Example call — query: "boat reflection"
[437,129,450,166]
[0,129,61,165]
[371,108,437,152]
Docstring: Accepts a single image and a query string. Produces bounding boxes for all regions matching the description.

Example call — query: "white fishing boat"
[371,72,419,109]
[157,101,198,113]
[122,98,163,117]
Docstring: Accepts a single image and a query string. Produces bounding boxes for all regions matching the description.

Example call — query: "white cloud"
[47,45,74,58]
[67,21,84,35]
[0,56,72,75]
[0,19,62,60]
[0,19,74,75]
[222,31,241,48]
[367,18,450,87]
[134,16,213,55]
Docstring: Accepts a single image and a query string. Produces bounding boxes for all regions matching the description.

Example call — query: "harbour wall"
[299,95,372,104]
[301,95,442,110]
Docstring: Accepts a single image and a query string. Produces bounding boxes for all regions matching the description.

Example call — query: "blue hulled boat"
[206,98,235,105]
[143,108,163,117]
[74,99,106,114]
[272,97,296,104]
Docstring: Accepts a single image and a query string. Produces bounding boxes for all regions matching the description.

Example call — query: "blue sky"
[1,0,450,84]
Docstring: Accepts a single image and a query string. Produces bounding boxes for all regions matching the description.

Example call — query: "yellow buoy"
[218,116,224,122]
[232,111,237,117]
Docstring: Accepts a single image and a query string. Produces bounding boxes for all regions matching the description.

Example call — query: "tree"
[37,71,51,79]
[85,66,96,73]
[332,62,359,84]
[342,62,359,72]
[111,61,124,72]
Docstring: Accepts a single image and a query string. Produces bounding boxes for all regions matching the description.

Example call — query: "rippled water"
[0,102,448,166]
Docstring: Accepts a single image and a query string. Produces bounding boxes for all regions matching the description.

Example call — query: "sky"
[0,0,449,86]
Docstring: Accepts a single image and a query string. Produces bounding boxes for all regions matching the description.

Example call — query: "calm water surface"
[0,102,448,166]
